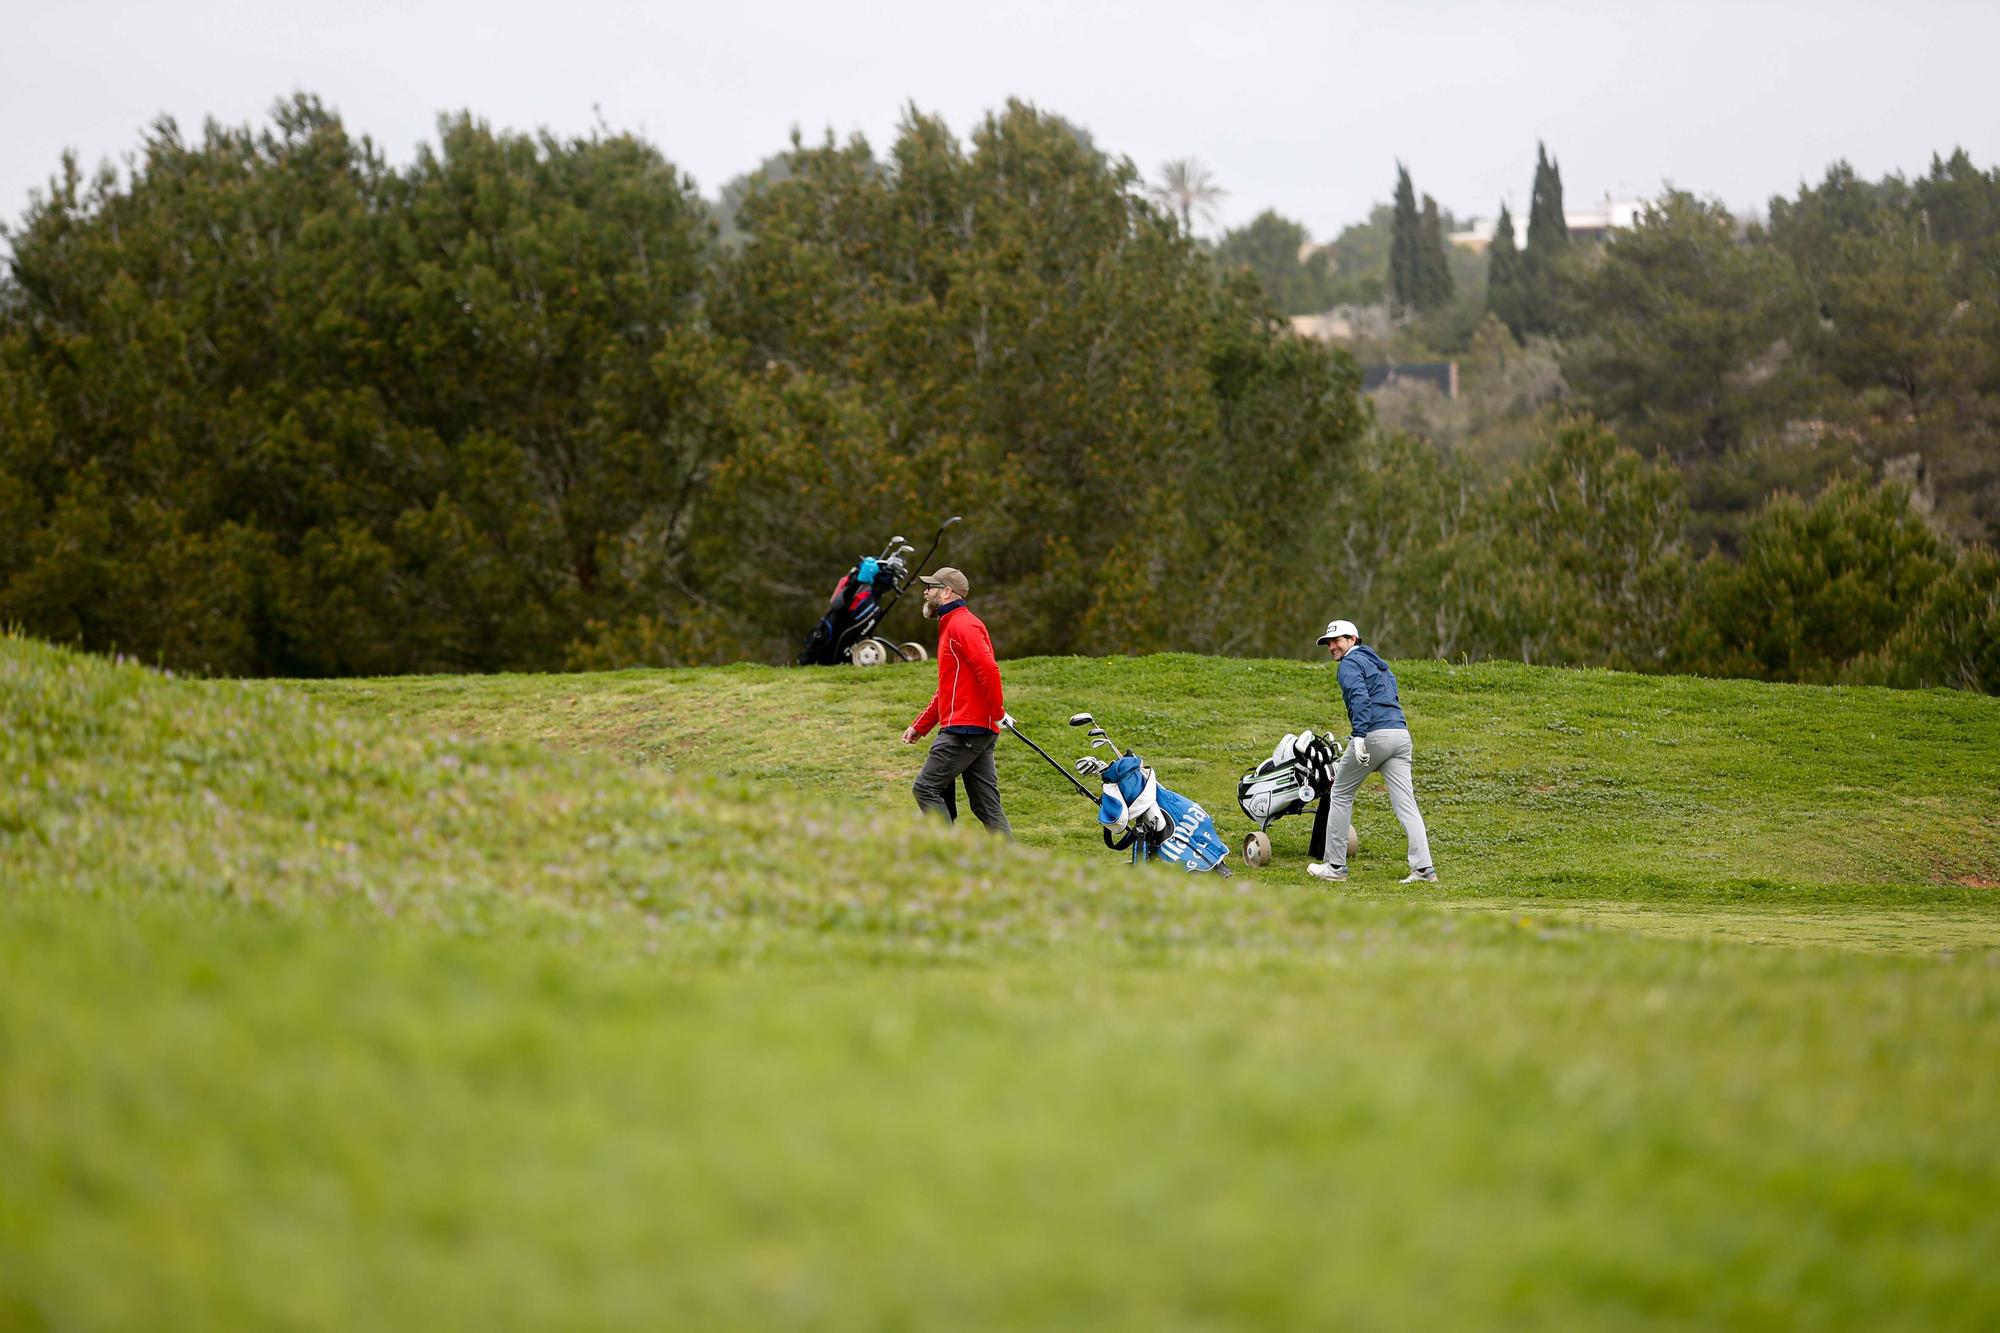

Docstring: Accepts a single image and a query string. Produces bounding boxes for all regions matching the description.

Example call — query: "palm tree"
[1148,157,1228,234]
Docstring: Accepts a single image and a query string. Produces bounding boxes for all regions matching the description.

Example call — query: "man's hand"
[902,725,920,745]
[1351,736,1370,767]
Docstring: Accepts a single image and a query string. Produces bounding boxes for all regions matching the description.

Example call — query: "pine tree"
[1415,193,1456,311]
[1525,141,1568,256]
[1486,203,1524,336]
[1518,142,1569,335]
[1389,163,1421,314]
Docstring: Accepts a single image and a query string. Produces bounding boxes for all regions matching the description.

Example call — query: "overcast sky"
[5,0,1996,245]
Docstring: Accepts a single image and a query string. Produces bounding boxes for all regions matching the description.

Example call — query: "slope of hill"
[5,634,1999,1329]
[304,652,2000,947]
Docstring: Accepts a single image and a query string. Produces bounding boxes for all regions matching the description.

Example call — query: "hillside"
[303,651,2000,948]
[5,634,2000,1329]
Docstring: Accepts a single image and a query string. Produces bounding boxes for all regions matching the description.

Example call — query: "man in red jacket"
[900,567,1011,835]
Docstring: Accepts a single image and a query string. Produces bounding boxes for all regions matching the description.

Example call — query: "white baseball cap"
[1315,619,1359,646]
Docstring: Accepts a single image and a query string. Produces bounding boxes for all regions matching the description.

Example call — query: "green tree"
[709,152,795,251]
[1388,164,1421,314]
[1767,160,1910,289]
[1148,156,1227,234]
[709,103,1364,658]
[1767,152,2000,545]
[1310,417,1686,668]
[1414,194,1456,312]
[1858,543,2000,691]
[1327,203,1393,285]
[1484,204,1525,336]
[1559,191,1814,461]
[1515,143,1569,336]
[0,96,731,674]
[1912,147,2000,248]
[1214,209,1337,314]
[1676,478,1952,682]
[1312,428,1494,659]
[1525,142,1568,256]
[1812,221,1987,417]
[1482,416,1690,668]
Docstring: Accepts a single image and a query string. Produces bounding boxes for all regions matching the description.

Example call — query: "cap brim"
[1315,635,1334,645]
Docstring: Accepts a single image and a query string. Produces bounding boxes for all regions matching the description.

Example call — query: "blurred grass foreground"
[4,631,1999,1328]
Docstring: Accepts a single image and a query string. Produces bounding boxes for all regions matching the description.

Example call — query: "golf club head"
[1086,727,1107,739]
[1090,737,1115,750]
[1068,713,1094,727]
[890,535,906,546]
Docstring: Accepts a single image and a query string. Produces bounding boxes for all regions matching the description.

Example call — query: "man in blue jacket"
[1308,619,1437,884]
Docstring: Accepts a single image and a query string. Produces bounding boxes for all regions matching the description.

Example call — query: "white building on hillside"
[1447,195,1648,251]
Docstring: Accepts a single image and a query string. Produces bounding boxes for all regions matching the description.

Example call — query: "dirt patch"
[1950,876,2000,889]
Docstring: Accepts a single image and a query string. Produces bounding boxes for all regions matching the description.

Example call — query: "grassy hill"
[304,651,2000,946]
[5,633,2000,1329]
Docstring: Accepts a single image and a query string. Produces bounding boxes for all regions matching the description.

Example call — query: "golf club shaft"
[1002,720,1097,801]
[913,515,962,578]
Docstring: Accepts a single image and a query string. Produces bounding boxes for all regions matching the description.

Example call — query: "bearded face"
[921,584,955,619]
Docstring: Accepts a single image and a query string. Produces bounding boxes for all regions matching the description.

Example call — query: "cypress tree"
[1389,163,1421,314]
[1520,142,1569,334]
[1486,203,1524,335]
[1416,193,1456,311]
[1525,141,1569,257]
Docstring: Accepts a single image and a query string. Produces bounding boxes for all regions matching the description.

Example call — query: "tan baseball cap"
[920,567,970,596]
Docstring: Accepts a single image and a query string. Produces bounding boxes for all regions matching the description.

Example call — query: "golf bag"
[1237,731,1341,831]
[800,519,961,667]
[1090,754,1230,873]
[800,554,903,666]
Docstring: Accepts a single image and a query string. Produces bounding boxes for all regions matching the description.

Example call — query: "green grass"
[302,652,2000,947]
[6,633,2000,1329]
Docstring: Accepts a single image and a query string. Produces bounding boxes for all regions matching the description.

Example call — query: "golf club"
[865,518,961,632]
[1001,713,1096,801]
[910,516,962,578]
[1069,712,1124,756]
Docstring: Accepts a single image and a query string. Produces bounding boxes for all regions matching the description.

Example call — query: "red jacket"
[910,603,1005,736]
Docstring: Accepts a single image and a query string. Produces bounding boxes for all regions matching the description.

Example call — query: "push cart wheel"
[1243,830,1272,868]
[899,641,929,662]
[1346,826,1360,858]
[850,638,891,667]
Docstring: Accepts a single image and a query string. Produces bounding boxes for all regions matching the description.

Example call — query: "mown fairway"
[5,634,1999,1329]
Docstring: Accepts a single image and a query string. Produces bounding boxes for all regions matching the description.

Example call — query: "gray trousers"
[912,731,1012,836]
[1309,727,1433,871]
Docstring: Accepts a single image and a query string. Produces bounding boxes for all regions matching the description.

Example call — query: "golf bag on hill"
[798,518,961,667]
[998,711,1230,874]
[1236,730,1355,867]
[1084,753,1231,873]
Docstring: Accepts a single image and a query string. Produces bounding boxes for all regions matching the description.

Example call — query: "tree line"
[0,95,1358,675]
[1214,144,1997,690]
[2,97,1994,691]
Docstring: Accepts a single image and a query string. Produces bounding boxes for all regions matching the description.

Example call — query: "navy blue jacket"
[1337,645,1408,737]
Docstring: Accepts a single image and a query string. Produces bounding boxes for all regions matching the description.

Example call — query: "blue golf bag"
[1092,754,1230,873]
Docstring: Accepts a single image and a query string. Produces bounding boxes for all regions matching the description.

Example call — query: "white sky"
[4,0,1997,245]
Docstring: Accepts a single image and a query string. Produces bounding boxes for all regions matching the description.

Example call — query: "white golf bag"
[1237,730,1341,830]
